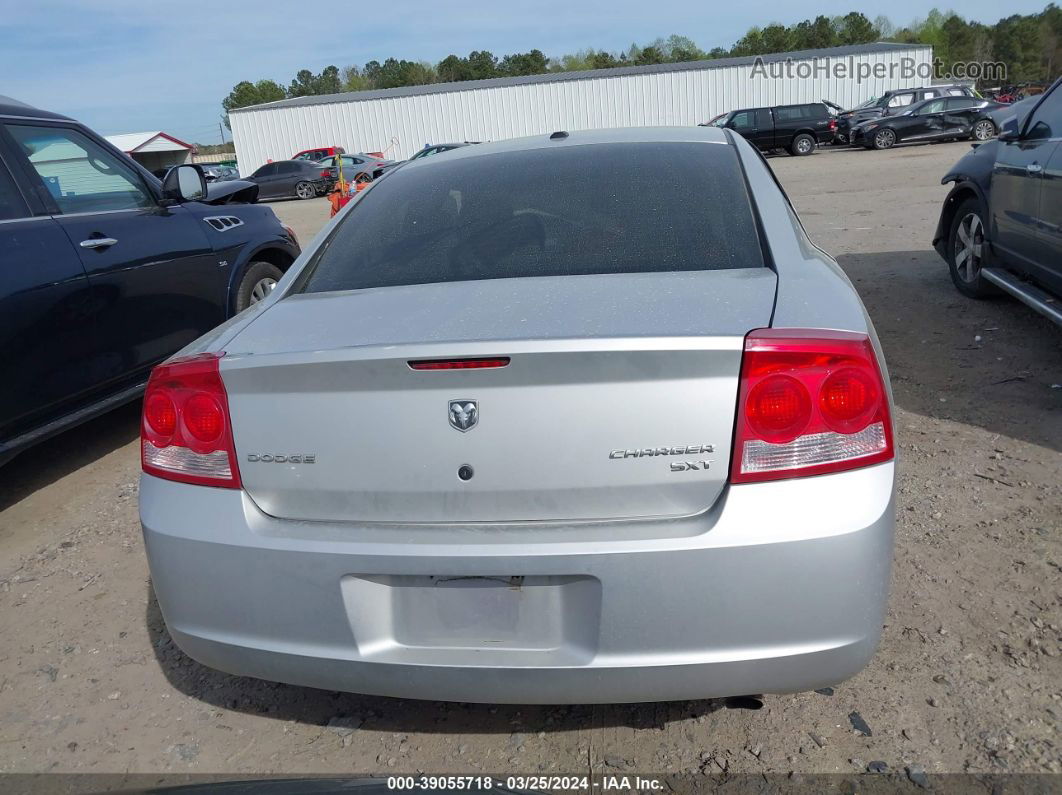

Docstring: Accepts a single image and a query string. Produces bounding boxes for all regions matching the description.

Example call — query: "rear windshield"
[298,141,764,294]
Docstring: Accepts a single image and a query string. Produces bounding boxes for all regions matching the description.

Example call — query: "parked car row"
[240,142,481,199]
[848,96,1002,150]
[708,84,1001,156]
[832,84,979,143]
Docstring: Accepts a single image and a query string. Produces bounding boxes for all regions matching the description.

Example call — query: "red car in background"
[292,146,345,161]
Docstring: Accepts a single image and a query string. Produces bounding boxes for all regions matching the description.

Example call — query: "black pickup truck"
[702,102,837,156]
[0,96,301,463]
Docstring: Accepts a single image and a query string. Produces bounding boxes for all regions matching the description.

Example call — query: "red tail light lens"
[730,330,893,483]
[819,368,878,432]
[828,119,838,130]
[144,392,177,436]
[141,353,241,488]
[745,375,811,442]
[321,170,332,178]
[183,393,224,443]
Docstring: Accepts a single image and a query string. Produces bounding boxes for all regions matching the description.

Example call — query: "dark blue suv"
[0,97,300,463]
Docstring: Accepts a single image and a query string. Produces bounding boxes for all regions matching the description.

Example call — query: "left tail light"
[729,329,893,484]
[828,119,838,130]
[321,169,332,178]
[141,353,241,488]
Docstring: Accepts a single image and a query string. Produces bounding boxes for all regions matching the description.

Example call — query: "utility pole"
[219,121,226,146]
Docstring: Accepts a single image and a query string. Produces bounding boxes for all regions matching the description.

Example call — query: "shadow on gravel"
[836,250,1062,452]
[145,585,748,732]
[0,401,141,513]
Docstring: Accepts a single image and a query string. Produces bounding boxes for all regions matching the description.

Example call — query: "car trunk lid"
[221,270,775,523]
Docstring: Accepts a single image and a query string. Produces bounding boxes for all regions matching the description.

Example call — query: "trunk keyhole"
[458,465,474,481]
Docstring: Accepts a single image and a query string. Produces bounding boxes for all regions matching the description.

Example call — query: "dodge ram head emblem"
[448,400,478,432]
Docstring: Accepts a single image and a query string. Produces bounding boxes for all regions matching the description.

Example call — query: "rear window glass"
[298,142,764,294]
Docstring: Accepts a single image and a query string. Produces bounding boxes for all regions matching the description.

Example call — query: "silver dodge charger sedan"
[139,126,896,704]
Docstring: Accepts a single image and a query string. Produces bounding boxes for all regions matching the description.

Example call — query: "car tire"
[872,128,897,150]
[972,119,996,141]
[235,261,284,313]
[946,198,997,299]
[790,133,815,156]
[295,181,316,200]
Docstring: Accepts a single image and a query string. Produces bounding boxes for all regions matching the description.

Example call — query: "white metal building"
[104,131,194,173]
[229,42,933,175]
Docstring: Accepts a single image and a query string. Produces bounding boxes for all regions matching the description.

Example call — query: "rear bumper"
[140,462,895,703]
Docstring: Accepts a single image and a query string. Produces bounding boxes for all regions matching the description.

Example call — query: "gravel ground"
[1,140,1059,786]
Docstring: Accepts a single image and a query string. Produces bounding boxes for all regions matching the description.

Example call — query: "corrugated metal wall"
[230,47,933,175]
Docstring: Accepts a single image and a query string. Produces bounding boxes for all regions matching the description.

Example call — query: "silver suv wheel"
[250,277,277,304]
[953,211,984,283]
[874,129,896,149]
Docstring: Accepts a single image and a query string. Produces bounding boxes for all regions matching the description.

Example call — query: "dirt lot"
[1,141,1059,787]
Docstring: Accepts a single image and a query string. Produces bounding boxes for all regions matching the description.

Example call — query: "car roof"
[727,101,824,113]
[884,84,967,95]
[404,126,729,169]
[0,95,72,121]
[315,153,379,162]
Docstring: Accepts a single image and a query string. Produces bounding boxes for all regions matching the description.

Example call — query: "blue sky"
[1,0,1034,143]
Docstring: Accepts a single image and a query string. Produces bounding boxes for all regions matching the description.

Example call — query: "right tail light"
[729,329,893,483]
[141,353,241,489]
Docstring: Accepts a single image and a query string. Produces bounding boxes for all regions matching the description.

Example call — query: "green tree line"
[222,5,1062,125]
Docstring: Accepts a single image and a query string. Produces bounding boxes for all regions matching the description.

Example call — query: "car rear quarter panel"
[732,133,894,407]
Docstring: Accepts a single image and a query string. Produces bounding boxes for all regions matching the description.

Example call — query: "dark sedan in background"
[933,76,1062,326]
[199,163,239,182]
[834,84,979,144]
[152,163,238,182]
[851,96,1002,149]
[245,160,333,199]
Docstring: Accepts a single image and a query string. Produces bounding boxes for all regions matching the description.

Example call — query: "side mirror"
[162,164,207,203]
[998,117,1020,142]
